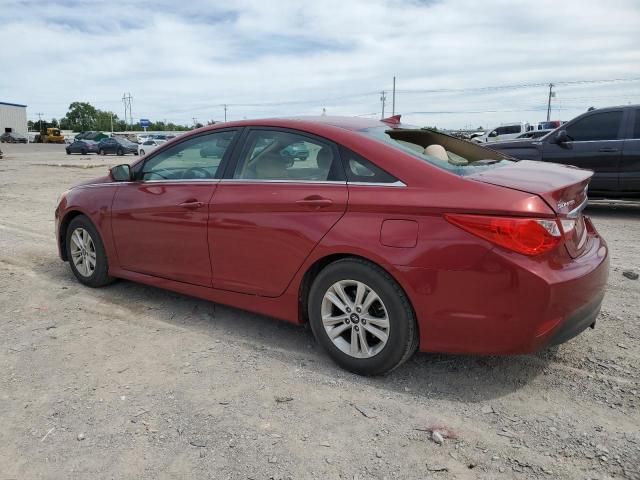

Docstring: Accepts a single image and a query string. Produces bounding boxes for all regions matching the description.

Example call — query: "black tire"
[117,148,124,156]
[66,149,70,155]
[139,149,145,156]
[99,148,105,155]
[81,149,87,155]
[65,215,114,288]
[308,258,418,376]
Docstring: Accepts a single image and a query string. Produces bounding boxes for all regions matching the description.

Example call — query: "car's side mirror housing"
[110,164,132,182]
[488,131,497,138]
[554,130,568,144]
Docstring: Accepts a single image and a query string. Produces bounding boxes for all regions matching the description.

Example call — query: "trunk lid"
[469,160,591,258]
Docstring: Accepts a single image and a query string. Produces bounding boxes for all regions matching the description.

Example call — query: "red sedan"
[55,116,609,375]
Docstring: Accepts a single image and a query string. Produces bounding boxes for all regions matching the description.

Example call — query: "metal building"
[0,101,28,135]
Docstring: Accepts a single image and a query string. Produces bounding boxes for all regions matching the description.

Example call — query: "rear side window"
[339,147,399,184]
[566,111,623,141]
[234,129,344,181]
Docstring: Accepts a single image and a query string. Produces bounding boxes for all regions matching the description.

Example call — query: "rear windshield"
[360,126,513,176]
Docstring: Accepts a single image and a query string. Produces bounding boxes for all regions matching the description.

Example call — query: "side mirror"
[110,164,131,182]
[554,130,568,144]
[488,131,497,137]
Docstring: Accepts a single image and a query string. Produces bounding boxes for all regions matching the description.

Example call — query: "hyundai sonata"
[55,116,609,375]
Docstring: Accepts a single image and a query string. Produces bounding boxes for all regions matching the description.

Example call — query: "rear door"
[110,129,239,286]
[541,109,624,193]
[620,108,640,194]
[209,128,347,297]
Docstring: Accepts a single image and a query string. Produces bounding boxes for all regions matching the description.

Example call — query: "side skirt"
[109,268,302,325]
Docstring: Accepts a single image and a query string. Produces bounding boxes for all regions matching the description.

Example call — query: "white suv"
[472,122,530,143]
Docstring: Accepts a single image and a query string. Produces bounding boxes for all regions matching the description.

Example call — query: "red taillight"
[445,214,562,256]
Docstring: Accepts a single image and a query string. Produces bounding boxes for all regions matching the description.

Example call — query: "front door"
[209,128,348,297]
[110,129,239,286]
[541,109,624,193]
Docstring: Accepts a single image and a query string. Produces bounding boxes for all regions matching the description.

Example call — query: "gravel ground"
[1,143,639,480]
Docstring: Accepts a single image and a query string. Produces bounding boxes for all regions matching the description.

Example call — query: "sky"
[1,0,639,129]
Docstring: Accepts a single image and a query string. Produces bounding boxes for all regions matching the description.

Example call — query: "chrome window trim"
[217,179,407,187]
[347,180,407,187]
[141,178,219,183]
[220,179,347,185]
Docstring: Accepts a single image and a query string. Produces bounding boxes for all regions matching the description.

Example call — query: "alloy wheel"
[321,280,390,358]
[69,227,97,277]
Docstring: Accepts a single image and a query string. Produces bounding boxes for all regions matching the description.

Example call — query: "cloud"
[0,0,639,128]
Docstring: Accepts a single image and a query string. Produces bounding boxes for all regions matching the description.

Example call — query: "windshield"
[359,127,512,176]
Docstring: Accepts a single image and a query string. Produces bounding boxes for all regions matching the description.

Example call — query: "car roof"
[203,116,396,132]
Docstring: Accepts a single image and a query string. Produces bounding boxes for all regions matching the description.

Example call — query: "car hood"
[71,174,111,189]
[486,138,540,148]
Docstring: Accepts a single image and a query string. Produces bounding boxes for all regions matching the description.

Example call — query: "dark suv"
[488,105,640,197]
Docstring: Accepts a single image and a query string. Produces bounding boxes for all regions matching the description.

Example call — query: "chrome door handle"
[598,148,618,153]
[296,196,333,208]
[179,200,205,209]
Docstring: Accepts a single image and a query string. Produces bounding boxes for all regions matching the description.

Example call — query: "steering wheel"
[182,167,210,179]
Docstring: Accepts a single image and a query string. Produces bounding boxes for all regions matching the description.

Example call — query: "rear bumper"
[545,292,602,347]
[400,230,609,355]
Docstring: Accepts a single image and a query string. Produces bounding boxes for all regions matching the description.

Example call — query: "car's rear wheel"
[308,258,418,375]
[99,148,105,155]
[117,148,124,156]
[66,149,70,155]
[81,149,87,155]
[66,215,114,287]
[139,149,145,156]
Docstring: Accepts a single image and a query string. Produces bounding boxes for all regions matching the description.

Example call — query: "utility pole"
[122,93,133,131]
[110,112,113,133]
[192,117,198,128]
[36,112,43,132]
[546,83,554,121]
[392,76,396,116]
[380,91,387,119]
[223,104,228,122]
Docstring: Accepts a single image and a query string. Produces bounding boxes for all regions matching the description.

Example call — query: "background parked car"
[1,132,28,143]
[472,122,530,143]
[138,139,166,156]
[66,140,99,155]
[97,137,139,156]
[487,104,640,197]
[75,131,109,142]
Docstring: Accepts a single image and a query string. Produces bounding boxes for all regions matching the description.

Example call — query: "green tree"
[65,102,98,131]
[95,111,119,131]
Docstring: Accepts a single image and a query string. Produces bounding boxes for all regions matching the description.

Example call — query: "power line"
[396,77,640,94]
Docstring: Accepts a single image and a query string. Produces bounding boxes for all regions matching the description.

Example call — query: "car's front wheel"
[308,258,418,375]
[117,148,124,156]
[139,149,145,156]
[66,215,114,287]
[99,148,105,155]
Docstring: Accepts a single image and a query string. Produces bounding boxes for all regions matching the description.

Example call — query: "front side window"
[141,130,236,181]
[565,111,623,141]
[233,130,343,181]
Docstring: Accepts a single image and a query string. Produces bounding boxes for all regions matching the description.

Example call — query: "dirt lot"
[1,143,639,479]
